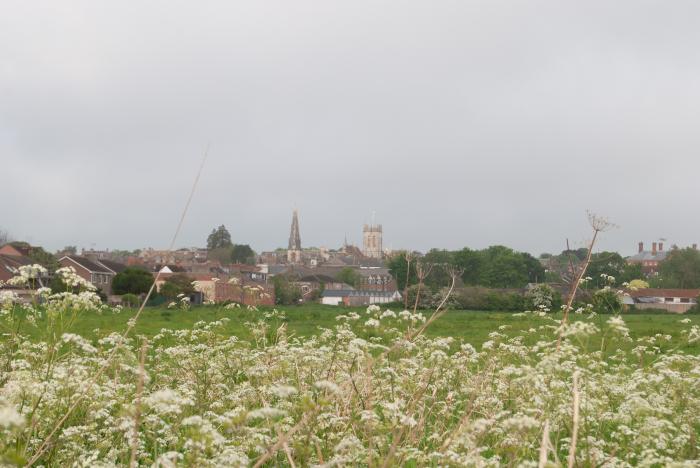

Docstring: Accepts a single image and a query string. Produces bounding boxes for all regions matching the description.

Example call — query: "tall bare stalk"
[129,338,148,468]
[27,147,209,467]
[403,251,413,309]
[567,372,581,468]
[557,212,614,350]
[538,419,551,468]
[412,261,434,314]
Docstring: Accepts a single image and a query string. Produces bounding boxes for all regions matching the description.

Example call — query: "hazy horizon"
[3,1,699,256]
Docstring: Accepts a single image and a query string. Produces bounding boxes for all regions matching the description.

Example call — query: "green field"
[21,303,700,355]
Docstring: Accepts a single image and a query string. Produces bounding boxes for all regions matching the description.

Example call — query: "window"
[681,298,690,303]
[665,298,674,303]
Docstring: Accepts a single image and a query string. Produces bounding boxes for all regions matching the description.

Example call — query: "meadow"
[2,266,700,466]
[18,303,700,355]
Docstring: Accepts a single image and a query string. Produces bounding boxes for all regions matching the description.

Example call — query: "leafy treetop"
[207,225,233,250]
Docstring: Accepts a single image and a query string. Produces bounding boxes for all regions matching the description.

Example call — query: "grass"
[20,303,700,355]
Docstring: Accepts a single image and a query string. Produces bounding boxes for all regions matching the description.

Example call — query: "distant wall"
[633,303,693,314]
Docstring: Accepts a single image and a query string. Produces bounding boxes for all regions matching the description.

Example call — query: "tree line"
[387,246,545,290]
[389,245,700,292]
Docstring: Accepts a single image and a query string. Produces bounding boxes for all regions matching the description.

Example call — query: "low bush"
[454,287,525,311]
[120,293,140,307]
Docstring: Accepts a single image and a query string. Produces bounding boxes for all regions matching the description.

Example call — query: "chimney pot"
[652,242,657,255]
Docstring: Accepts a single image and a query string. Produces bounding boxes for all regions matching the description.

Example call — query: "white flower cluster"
[0,404,24,429]
[0,304,698,466]
[55,266,97,291]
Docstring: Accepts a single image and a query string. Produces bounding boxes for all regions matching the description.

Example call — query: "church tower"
[362,222,383,259]
[287,210,302,264]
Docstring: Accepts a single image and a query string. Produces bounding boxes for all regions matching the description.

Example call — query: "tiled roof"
[626,288,700,299]
[627,251,669,262]
[298,274,337,283]
[98,259,128,273]
[0,253,33,275]
[62,255,114,274]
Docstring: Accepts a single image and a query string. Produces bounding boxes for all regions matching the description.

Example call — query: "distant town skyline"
[3,2,700,256]
[2,208,690,260]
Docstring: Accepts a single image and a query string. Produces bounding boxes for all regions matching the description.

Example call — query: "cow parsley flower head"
[19,264,48,279]
[270,385,298,399]
[145,388,192,416]
[365,318,380,328]
[607,315,630,337]
[314,380,341,395]
[0,405,24,429]
[246,407,287,421]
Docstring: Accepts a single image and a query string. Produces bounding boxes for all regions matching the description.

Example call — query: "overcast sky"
[2,1,699,256]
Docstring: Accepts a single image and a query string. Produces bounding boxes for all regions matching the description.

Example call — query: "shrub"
[112,267,153,295]
[592,288,623,314]
[121,293,140,307]
[455,287,525,311]
[524,284,562,312]
[273,275,302,305]
[160,274,195,300]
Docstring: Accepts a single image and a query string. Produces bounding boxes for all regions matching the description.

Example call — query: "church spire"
[287,210,302,263]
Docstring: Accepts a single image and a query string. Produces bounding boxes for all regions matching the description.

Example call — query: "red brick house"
[0,244,50,287]
[0,243,34,258]
[626,242,669,276]
[0,253,34,283]
[58,255,119,295]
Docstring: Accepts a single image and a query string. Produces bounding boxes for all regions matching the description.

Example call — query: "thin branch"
[557,212,615,350]
[27,146,209,467]
[129,338,149,468]
[568,372,581,468]
[538,419,551,468]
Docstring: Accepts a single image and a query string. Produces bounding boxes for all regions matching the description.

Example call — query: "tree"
[231,244,256,264]
[112,267,153,295]
[422,249,456,288]
[160,274,196,299]
[522,253,545,284]
[208,246,234,263]
[336,267,361,288]
[656,248,700,288]
[620,263,643,285]
[477,246,530,288]
[387,251,418,290]
[585,252,627,288]
[273,275,302,305]
[453,248,483,286]
[207,225,233,250]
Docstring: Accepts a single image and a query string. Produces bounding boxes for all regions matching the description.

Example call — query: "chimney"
[652,242,657,255]
[659,242,664,252]
[638,242,644,253]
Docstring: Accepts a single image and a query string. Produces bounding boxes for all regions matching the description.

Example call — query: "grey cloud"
[2,1,700,255]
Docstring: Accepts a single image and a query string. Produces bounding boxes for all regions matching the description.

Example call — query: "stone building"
[362,223,383,259]
[287,210,302,264]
